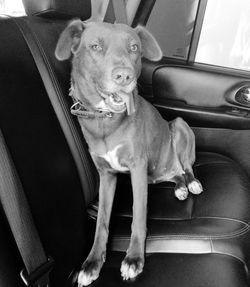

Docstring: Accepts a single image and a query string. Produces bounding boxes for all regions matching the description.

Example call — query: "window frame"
[133,0,205,63]
[187,0,208,62]
[136,0,250,75]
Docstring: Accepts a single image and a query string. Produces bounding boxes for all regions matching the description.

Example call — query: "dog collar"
[69,79,113,119]
[70,100,113,119]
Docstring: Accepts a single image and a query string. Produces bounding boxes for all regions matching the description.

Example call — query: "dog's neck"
[71,72,102,110]
[69,78,113,119]
[70,71,137,119]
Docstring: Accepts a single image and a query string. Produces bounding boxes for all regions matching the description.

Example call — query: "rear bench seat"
[0,0,250,286]
[89,153,250,286]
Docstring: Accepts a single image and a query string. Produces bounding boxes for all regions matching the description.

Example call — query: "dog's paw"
[77,258,103,286]
[120,256,144,281]
[188,179,203,195]
[175,186,189,200]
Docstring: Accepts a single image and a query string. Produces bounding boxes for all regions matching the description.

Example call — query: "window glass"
[146,0,199,60]
[196,0,250,70]
[0,0,26,16]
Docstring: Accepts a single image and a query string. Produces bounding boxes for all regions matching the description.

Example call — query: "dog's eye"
[130,44,139,52]
[90,44,102,52]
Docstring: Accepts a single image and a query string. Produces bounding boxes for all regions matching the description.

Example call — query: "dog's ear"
[134,25,162,61]
[55,19,85,61]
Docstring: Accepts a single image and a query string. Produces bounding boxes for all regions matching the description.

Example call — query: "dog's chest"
[93,145,129,172]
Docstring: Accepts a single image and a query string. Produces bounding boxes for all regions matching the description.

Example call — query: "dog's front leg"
[121,161,148,281]
[78,171,117,287]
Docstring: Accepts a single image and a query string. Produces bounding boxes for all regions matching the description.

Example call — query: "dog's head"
[55,20,162,115]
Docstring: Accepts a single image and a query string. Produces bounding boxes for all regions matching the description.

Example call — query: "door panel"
[139,62,250,179]
[153,65,250,129]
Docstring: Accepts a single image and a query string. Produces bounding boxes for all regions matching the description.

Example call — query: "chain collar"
[69,79,113,119]
[70,100,113,119]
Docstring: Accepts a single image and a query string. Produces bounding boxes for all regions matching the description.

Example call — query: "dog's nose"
[112,67,135,86]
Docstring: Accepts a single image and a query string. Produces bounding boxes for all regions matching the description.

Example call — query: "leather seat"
[90,252,249,287]
[89,152,250,261]
[0,0,250,286]
[87,152,250,286]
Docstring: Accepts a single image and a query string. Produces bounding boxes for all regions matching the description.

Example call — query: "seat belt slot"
[20,257,54,287]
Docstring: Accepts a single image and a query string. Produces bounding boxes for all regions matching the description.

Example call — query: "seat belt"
[0,129,54,287]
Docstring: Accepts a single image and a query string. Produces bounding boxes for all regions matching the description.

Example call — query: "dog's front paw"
[175,186,189,200]
[188,179,203,195]
[120,256,144,281]
[78,257,104,286]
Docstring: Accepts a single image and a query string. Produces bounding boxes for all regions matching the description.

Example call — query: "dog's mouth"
[96,88,135,115]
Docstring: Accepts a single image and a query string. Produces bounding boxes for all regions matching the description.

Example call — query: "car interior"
[1,0,250,286]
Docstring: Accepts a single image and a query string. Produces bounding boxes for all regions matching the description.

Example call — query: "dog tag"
[119,91,135,116]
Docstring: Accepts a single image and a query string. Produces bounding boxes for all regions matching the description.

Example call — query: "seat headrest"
[22,0,91,20]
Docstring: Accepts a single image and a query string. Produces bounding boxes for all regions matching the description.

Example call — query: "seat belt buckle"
[20,256,54,287]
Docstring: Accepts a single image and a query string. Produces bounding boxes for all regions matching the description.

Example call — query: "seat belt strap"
[0,129,53,287]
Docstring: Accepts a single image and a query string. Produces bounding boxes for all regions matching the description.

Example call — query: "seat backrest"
[0,0,97,284]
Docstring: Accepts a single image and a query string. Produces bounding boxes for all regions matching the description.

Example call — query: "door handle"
[235,86,250,106]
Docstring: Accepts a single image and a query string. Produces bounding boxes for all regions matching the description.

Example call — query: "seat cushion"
[89,252,249,287]
[88,152,250,264]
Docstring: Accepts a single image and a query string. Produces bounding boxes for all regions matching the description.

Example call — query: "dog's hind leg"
[184,168,203,195]
[121,161,147,281]
[78,171,117,287]
[170,117,203,196]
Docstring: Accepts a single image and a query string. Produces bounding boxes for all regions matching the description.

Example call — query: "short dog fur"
[55,20,203,286]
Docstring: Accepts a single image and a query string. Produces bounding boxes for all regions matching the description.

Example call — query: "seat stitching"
[144,224,250,240]
[115,215,249,225]
[112,216,250,240]
[113,223,250,241]
[194,161,235,168]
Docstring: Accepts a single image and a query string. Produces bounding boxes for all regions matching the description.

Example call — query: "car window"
[0,0,25,16]
[195,0,250,71]
[146,0,199,60]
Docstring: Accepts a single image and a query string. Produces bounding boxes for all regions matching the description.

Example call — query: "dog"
[55,20,203,286]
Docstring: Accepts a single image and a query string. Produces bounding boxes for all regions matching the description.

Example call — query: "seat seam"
[110,218,250,240]
[194,161,235,168]
[144,225,250,240]
[114,215,249,225]
[112,223,250,240]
